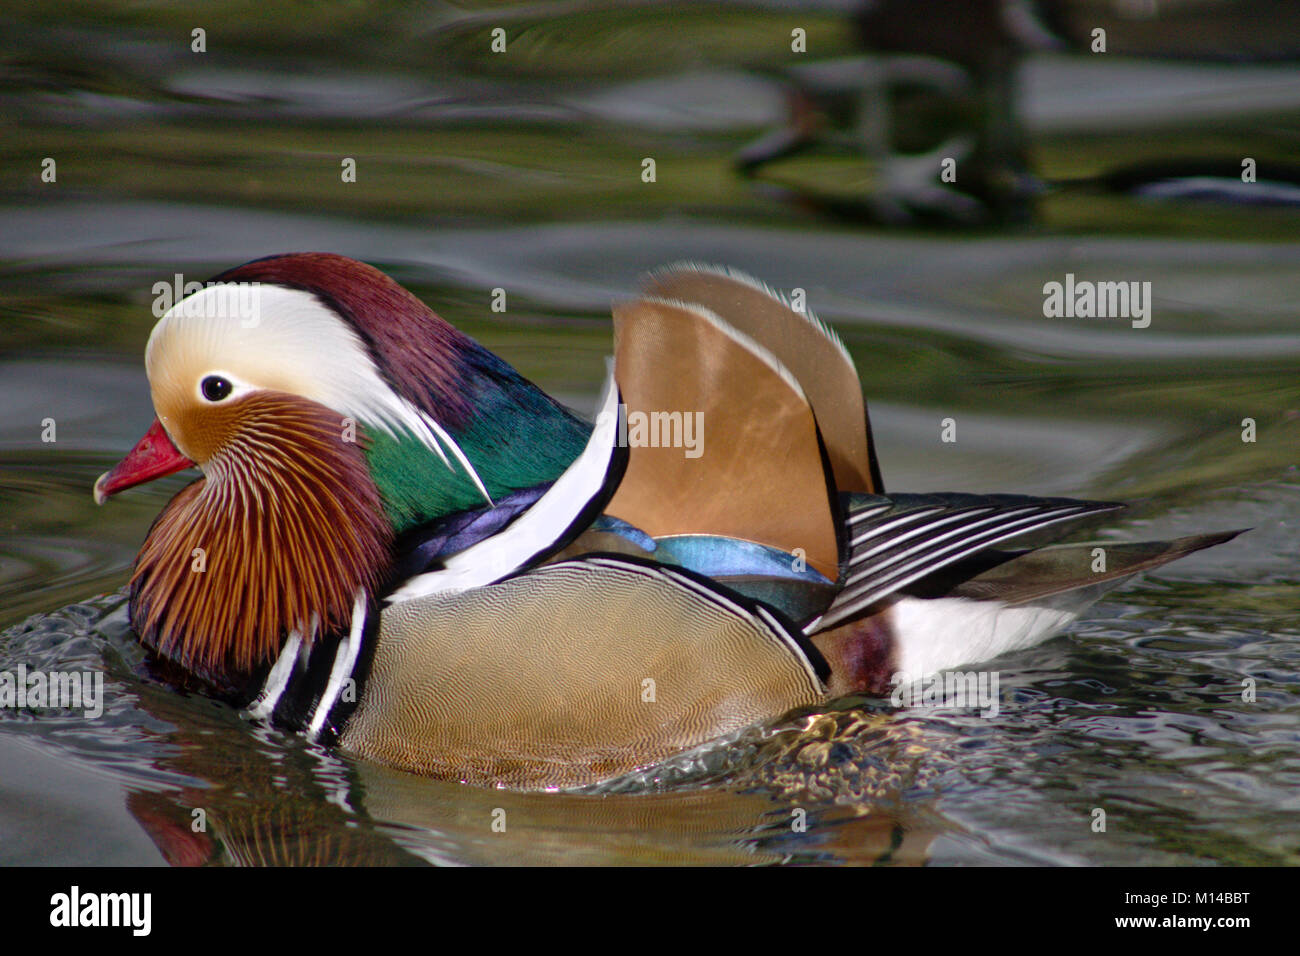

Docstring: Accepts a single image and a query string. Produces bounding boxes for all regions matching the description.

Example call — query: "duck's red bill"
[93,417,195,505]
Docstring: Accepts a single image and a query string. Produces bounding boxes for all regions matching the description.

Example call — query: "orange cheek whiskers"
[128,392,393,689]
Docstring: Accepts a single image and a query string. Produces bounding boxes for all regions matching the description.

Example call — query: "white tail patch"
[890,596,1077,681]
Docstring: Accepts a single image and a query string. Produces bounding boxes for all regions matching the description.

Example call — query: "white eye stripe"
[155,284,482,493]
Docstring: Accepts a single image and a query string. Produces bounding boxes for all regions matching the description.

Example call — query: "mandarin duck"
[94,254,1238,789]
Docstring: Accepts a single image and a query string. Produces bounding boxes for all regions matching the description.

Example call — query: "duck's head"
[95,253,588,690]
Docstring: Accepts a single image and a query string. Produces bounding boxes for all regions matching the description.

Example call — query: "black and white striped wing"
[809,493,1124,632]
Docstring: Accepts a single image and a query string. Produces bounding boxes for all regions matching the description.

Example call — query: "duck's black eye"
[200,376,233,402]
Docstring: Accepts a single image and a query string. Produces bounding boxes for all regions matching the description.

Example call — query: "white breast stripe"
[247,627,304,721]
[385,362,621,604]
[307,590,368,740]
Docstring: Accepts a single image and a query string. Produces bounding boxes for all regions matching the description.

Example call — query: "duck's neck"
[367,341,592,533]
[129,393,393,691]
